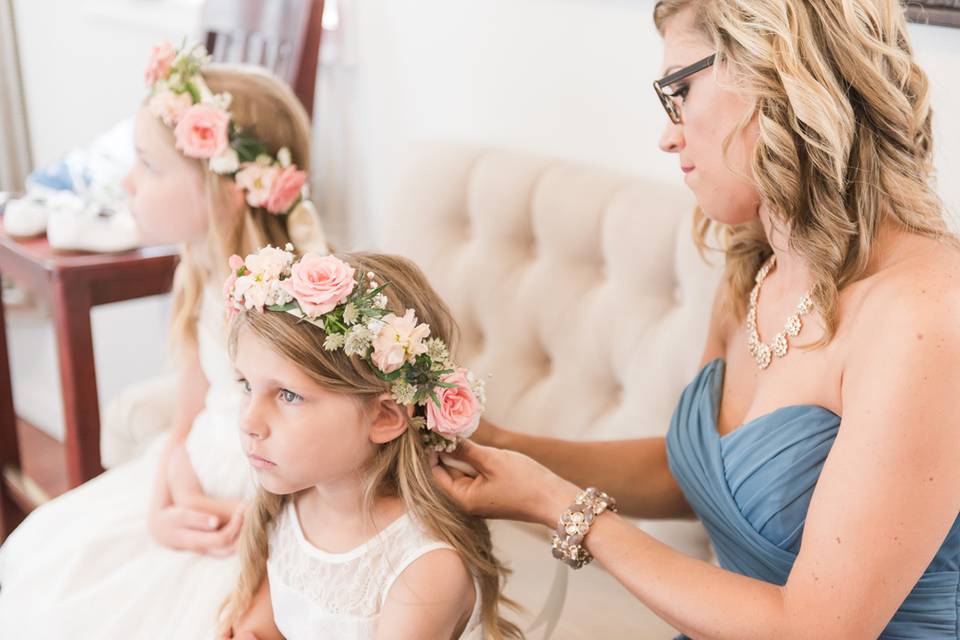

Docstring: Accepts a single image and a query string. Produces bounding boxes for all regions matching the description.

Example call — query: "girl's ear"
[368,393,411,444]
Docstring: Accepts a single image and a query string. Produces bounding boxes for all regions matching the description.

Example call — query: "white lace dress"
[0,288,254,639]
[268,501,484,639]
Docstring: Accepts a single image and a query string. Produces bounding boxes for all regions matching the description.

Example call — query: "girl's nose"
[239,401,269,441]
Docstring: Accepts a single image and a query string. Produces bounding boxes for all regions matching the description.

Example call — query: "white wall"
[7,0,202,440]
[345,0,960,245]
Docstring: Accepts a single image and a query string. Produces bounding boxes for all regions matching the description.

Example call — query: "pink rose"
[283,254,356,318]
[426,369,481,438]
[148,90,193,126]
[370,309,430,374]
[223,271,240,313]
[173,104,230,159]
[235,164,279,209]
[266,166,307,214]
[223,254,246,313]
[145,41,176,85]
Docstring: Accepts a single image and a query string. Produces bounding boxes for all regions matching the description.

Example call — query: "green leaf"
[184,81,201,103]
[266,302,298,312]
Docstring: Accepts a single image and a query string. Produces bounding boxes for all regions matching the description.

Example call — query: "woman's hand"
[148,502,246,556]
[431,439,580,528]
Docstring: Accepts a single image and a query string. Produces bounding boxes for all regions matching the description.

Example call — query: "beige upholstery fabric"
[381,142,724,638]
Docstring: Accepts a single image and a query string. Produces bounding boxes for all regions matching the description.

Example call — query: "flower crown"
[224,245,484,451]
[144,41,307,216]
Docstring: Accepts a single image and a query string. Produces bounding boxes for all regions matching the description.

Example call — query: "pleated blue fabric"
[666,359,959,639]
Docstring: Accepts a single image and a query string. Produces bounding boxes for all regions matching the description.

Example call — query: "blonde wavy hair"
[655,0,957,344]
[220,252,523,640]
[161,64,312,351]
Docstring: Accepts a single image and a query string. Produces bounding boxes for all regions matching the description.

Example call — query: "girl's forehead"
[134,107,178,158]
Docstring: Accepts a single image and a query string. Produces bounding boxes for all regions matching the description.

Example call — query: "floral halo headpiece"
[144,41,308,216]
[224,245,485,452]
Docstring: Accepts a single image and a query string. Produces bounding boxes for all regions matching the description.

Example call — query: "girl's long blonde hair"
[164,64,312,351]
[654,0,956,345]
[221,252,523,639]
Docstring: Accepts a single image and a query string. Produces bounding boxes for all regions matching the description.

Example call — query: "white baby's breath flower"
[366,318,385,336]
[277,147,292,168]
[209,148,240,175]
[212,91,233,111]
[469,374,487,408]
[265,278,293,307]
[323,333,346,351]
[373,293,389,310]
[342,302,360,326]
[344,325,373,357]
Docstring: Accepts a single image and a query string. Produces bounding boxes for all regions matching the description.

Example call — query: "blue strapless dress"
[666,358,960,639]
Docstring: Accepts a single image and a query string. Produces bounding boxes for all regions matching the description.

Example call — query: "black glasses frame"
[653,53,716,124]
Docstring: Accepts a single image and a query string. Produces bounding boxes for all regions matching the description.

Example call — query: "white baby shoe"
[4,188,85,239]
[47,200,139,254]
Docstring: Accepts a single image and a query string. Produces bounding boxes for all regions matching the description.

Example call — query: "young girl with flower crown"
[0,42,325,637]
[217,247,522,640]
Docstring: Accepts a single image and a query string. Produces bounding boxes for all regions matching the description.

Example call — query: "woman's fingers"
[444,438,493,474]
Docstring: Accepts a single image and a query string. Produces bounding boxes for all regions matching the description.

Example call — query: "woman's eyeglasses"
[653,54,716,124]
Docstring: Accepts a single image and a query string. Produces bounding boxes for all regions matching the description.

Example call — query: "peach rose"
[148,90,193,126]
[370,309,430,374]
[266,166,307,214]
[173,104,230,159]
[145,41,176,85]
[283,254,356,318]
[235,163,279,209]
[426,369,481,438]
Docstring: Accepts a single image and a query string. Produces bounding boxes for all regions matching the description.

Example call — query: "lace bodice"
[267,501,483,639]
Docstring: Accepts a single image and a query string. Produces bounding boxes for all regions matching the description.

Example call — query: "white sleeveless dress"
[0,288,254,639]
[268,500,484,639]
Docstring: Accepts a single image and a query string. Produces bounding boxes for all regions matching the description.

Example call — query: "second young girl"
[219,247,522,639]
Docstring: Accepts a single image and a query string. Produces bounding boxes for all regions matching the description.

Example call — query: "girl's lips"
[247,453,276,469]
[681,165,695,174]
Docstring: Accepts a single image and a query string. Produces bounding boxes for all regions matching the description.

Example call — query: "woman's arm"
[473,282,729,520]
[376,548,476,640]
[435,283,960,639]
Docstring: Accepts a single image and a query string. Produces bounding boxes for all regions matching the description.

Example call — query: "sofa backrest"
[381,142,723,558]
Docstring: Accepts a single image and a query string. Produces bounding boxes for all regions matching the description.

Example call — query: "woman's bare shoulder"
[849,236,960,355]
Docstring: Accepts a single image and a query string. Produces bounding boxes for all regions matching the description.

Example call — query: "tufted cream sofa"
[380,142,723,639]
[100,141,724,638]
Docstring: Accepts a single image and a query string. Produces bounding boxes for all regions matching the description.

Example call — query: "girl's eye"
[279,388,303,404]
[237,378,251,394]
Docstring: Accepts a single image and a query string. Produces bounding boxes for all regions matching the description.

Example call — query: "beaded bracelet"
[550,487,618,569]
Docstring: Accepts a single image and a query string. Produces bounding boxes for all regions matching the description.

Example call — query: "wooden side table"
[0,226,178,539]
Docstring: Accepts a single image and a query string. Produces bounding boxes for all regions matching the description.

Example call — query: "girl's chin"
[255,473,315,497]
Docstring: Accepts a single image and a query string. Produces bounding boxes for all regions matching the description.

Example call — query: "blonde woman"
[435,1,960,638]
[0,43,324,637]
[218,248,521,640]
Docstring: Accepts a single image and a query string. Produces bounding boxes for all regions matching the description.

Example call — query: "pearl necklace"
[747,255,814,370]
